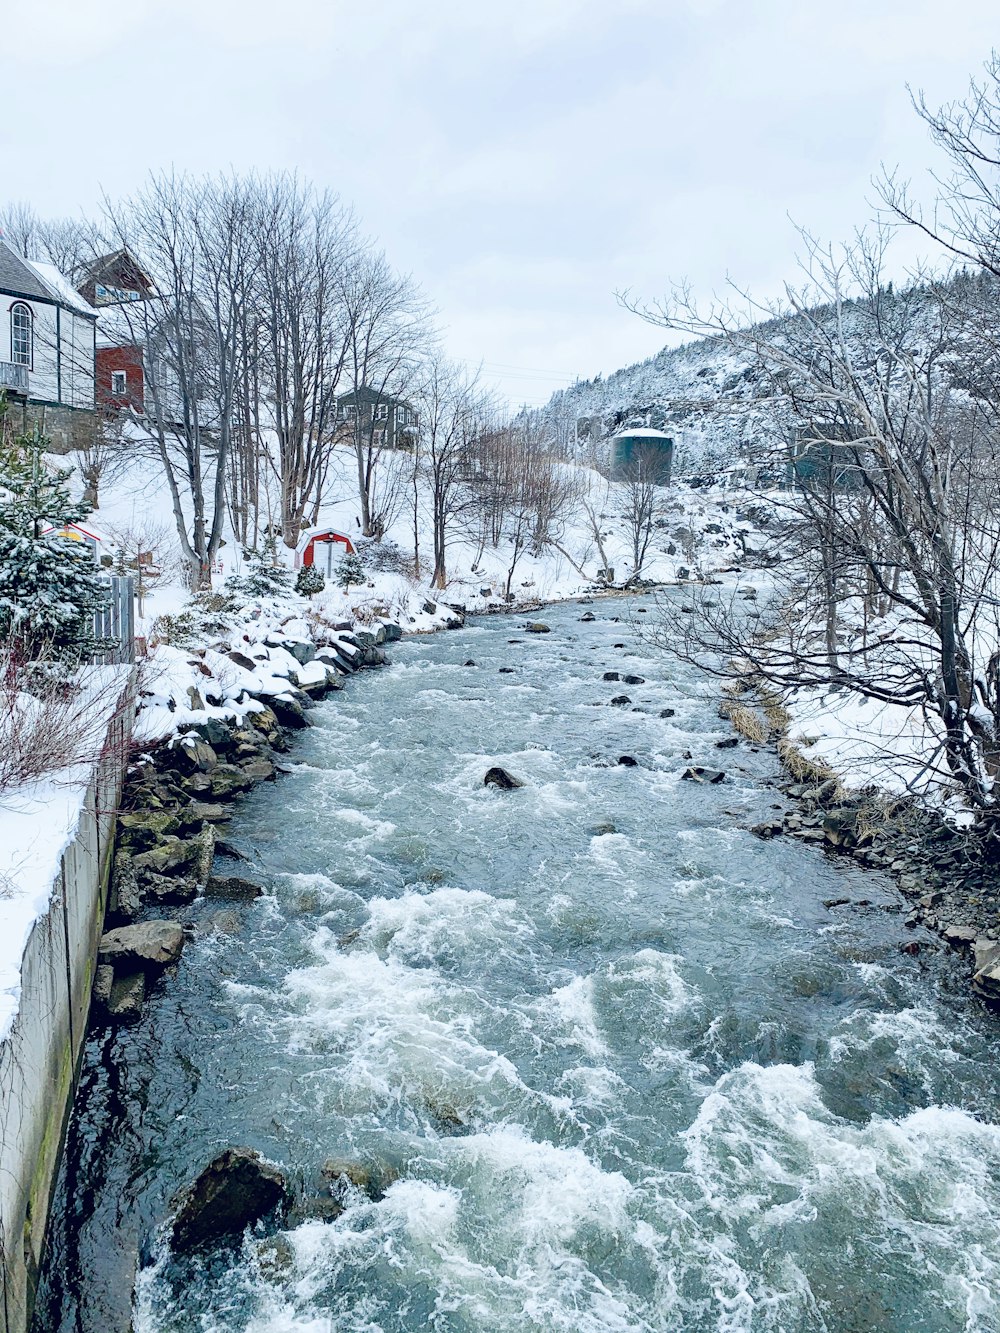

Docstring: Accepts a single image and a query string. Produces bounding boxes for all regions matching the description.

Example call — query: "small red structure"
[295,526,356,575]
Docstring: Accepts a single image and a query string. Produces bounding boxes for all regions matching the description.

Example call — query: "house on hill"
[0,239,97,451]
[337,385,418,450]
[77,250,156,416]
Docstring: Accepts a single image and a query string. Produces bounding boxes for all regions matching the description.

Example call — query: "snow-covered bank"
[0,667,133,1333]
[0,666,133,1040]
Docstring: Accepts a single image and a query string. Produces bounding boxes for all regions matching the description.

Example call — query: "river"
[35,596,1000,1332]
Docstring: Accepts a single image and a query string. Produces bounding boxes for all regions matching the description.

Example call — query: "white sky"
[5,0,998,407]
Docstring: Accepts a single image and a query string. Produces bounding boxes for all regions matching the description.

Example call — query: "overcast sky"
[5,1,998,406]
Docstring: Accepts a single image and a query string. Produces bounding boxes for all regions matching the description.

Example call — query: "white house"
[0,239,97,451]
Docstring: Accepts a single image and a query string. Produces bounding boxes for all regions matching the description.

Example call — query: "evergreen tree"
[227,533,293,599]
[335,551,366,592]
[0,415,109,664]
[295,563,326,598]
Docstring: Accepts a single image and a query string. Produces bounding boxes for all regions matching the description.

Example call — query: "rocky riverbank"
[739,713,1000,1003]
[93,617,412,1026]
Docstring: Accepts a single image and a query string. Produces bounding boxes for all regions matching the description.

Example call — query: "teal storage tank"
[610,429,674,485]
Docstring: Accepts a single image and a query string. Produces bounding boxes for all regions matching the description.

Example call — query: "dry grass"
[0,650,126,799]
[759,690,792,736]
[725,702,769,743]
[776,736,845,795]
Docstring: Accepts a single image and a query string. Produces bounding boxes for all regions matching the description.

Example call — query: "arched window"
[10,303,32,367]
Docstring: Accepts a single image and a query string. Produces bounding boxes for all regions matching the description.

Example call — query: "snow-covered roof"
[25,260,97,319]
[296,524,354,552]
[611,427,673,440]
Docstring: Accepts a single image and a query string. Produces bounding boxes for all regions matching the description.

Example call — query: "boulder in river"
[660,708,676,718]
[617,755,639,767]
[621,674,646,686]
[99,920,185,968]
[526,622,551,634]
[609,694,632,707]
[484,767,525,790]
[972,939,1000,1000]
[681,766,726,784]
[100,920,186,967]
[603,671,620,681]
[171,1148,288,1252]
[580,611,596,622]
[206,875,265,901]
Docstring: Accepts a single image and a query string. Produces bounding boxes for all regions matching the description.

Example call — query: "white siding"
[1,295,95,409]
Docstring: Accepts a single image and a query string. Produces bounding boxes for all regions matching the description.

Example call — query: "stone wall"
[7,400,96,455]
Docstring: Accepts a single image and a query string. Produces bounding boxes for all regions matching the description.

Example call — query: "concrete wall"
[0,680,133,1333]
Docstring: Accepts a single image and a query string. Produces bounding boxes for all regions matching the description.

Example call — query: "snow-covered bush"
[295,564,326,598]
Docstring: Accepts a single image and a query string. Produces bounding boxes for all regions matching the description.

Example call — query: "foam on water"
[57,601,1000,1333]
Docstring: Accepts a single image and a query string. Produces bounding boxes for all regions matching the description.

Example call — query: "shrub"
[295,564,326,597]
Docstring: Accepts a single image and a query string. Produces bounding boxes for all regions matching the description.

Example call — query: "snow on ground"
[0,666,132,1042]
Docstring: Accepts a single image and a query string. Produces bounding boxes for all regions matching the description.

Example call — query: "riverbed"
[35,597,1000,1332]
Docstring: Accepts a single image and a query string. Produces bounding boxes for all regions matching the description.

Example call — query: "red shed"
[295,526,356,574]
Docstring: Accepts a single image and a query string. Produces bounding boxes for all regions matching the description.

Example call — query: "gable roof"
[337,384,413,409]
[26,260,97,319]
[0,239,56,303]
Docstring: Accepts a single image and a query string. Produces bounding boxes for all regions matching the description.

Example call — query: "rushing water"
[36,597,1000,1333]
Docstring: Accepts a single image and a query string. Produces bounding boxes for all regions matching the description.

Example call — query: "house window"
[10,303,32,367]
[111,370,128,396]
[375,403,389,420]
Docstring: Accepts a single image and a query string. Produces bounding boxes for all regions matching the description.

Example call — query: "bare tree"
[627,230,1000,816]
[253,176,360,546]
[339,251,431,538]
[104,173,260,589]
[413,358,490,588]
[618,443,666,582]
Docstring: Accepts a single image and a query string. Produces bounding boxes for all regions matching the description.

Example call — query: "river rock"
[464,660,476,667]
[484,767,524,790]
[109,850,142,920]
[499,667,515,674]
[141,872,199,906]
[99,920,185,968]
[942,924,978,947]
[132,835,203,879]
[205,764,256,799]
[181,801,231,826]
[320,1158,372,1191]
[660,708,676,718]
[171,1149,288,1252]
[822,807,861,849]
[603,671,620,681]
[622,674,646,686]
[681,766,726,784]
[107,970,146,1023]
[191,717,236,749]
[206,875,265,901]
[617,755,639,767]
[240,756,276,782]
[117,810,180,850]
[227,649,258,672]
[284,640,316,666]
[175,737,219,774]
[715,737,739,749]
[526,622,551,634]
[381,622,403,642]
[269,695,312,730]
[609,694,632,707]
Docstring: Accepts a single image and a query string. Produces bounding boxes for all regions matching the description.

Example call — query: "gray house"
[337,385,418,450]
[0,240,97,451]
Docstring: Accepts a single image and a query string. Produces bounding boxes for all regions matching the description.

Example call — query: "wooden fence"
[92,575,135,665]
